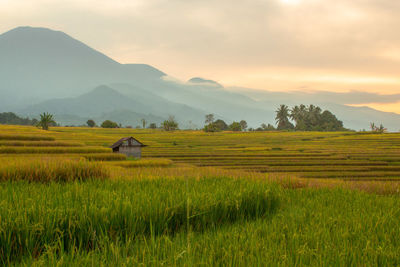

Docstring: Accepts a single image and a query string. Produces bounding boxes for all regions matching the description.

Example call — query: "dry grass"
[110,158,173,168]
[0,140,84,147]
[0,159,109,182]
[82,153,127,161]
[0,146,110,154]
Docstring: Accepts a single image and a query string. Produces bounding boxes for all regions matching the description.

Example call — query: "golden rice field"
[1,125,400,265]
[1,125,399,181]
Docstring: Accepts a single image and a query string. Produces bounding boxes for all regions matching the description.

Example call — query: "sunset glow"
[0,0,399,113]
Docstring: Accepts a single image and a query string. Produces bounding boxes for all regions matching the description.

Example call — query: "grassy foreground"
[5,182,399,266]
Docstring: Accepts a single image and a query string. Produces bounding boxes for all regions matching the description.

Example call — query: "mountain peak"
[188,77,222,87]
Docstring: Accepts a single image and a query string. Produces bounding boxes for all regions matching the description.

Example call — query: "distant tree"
[319,110,344,131]
[86,119,96,127]
[203,123,219,132]
[141,118,147,129]
[0,112,37,126]
[370,122,387,133]
[239,120,248,131]
[38,112,56,130]
[214,119,228,131]
[275,105,294,130]
[162,116,179,131]
[205,114,215,124]
[370,122,376,131]
[263,123,276,131]
[101,120,119,128]
[289,104,345,131]
[229,121,242,131]
[204,119,230,132]
[149,123,157,129]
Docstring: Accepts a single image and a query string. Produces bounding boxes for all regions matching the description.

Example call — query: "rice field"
[1,125,400,265]
[2,125,400,181]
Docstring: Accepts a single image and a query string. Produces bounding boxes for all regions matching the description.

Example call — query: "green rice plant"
[0,159,109,182]
[0,178,279,263]
[11,186,400,266]
[82,153,127,161]
[0,134,55,141]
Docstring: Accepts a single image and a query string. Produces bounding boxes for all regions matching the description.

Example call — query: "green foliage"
[239,120,248,131]
[214,119,228,131]
[229,121,242,131]
[148,123,157,129]
[86,119,96,127]
[0,112,37,126]
[290,104,345,131]
[101,120,119,128]
[204,115,228,132]
[203,123,220,132]
[38,112,56,130]
[275,105,294,130]
[162,116,179,131]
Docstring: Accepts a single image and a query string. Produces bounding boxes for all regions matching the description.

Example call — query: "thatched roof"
[109,137,146,149]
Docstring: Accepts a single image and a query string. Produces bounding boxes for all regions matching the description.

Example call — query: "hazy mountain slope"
[0,26,165,105]
[21,85,149,117]
[320,103,400,132]
[51,111,165,127]
[21,85,207,127]
[109,83,207,126]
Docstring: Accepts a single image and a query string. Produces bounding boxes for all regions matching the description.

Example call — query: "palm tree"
[38,112,55,130]
[275,105,293,130]
[370,122,376,131]
[290,106,300,123]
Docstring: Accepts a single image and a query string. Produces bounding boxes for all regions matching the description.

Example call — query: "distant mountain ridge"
[1,26,400,131]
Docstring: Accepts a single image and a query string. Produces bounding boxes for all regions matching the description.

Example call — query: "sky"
[1,0,400,113]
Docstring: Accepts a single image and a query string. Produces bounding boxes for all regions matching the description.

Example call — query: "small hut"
[110,137,146,158]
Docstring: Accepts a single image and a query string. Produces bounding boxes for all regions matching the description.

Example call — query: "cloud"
[0,0,399,94]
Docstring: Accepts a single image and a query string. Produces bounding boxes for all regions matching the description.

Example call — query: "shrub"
[229,122,242,131]
[162,116,179,131]
[87,119,96,127]
[101,120,119,128]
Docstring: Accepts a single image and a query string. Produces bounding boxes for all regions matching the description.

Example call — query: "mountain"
[0,26,164,106]
[22,85,207,128]
[1,26,400,131]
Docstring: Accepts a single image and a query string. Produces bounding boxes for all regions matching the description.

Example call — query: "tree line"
[0,112,38,126]
[275,104,346,131]
[203,104,348,132]
[0,106,388,132]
